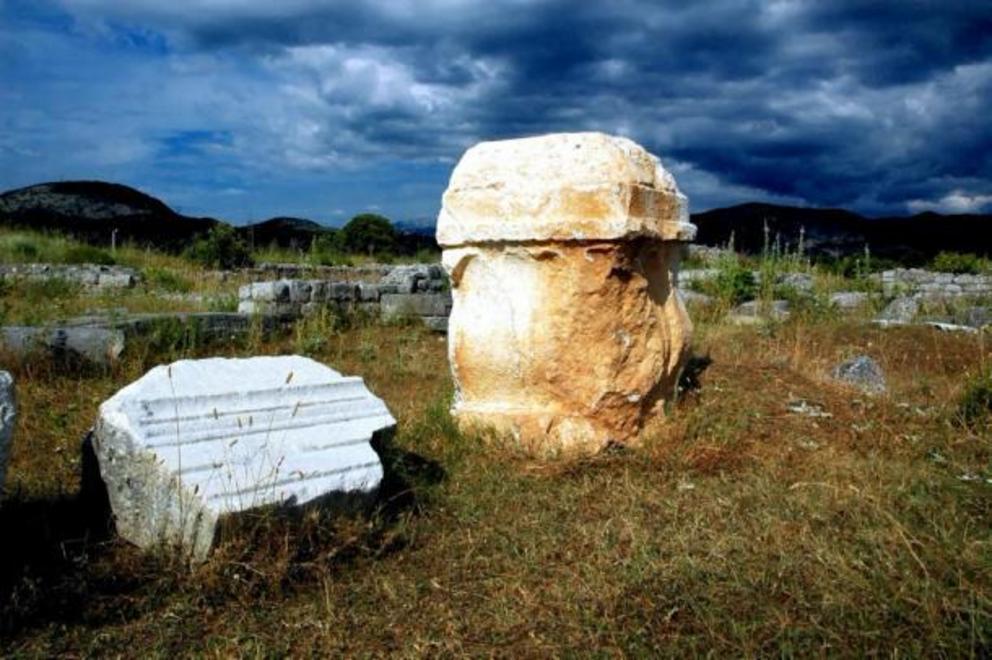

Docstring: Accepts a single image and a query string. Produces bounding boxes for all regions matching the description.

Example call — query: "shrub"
[340,214,396,257]
[143,267,192,293]
[10,238,40,261]
[307,233,352,266]
[62,245,115,265]
[956,371,992,427]
[185,225,254,270]
[931,252,989,275]
[695,255,757,305]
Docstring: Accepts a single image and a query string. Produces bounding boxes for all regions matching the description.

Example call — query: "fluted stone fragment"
[92,355,394,560]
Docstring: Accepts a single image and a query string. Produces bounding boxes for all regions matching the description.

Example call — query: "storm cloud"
[1,0,990,222]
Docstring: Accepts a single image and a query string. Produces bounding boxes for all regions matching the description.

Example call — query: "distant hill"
[692,203,992,262]
[0,181,220,250]
[394,217,437,237]
[6,181,984,263]
[0,180,439,255]
[241,216,327,250]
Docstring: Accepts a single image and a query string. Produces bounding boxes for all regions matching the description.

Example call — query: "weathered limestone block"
[380,292,452,319]
[437,132,695,455]
[92,355,395,560]
[0,371,15,494]
[1,326,125,366]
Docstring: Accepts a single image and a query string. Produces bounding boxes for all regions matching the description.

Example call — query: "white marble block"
[92,355,395,560]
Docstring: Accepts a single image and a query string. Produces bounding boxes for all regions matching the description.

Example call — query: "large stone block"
[91,355,395,560]
[380,293,452,318]
[437,133,695,455]
[0,371,15,494]
[1,326,125,366]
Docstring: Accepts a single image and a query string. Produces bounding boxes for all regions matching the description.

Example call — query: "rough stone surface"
[778,272,814,293]
[880,269,992,298]
[0,263,139,289]
[0,371,15,494]
[438,133,695,455]
[831,355,886,394]
[878,296,920,323]
[237,266,451,332]
[830,291,870,310]
[92,355,395,560]
[380,293,452,319]
[437,132,695,246]
[1,326,125,366]
[730,299,791,322]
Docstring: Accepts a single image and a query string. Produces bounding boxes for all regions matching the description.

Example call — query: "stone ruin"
[237,264,451,332]
[0,263,138,289]
[91,355,395,560]
[437,132,696,455]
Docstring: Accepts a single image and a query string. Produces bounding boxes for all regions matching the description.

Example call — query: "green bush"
[143,267,192,293]
[340,213,396,257]
[957,371,992,427]
[693,255,757,305]
[10,238,40,260]
[930,252,989,275]
[63,245,115,265]
[185,225,254,270]
[307,233,352,266]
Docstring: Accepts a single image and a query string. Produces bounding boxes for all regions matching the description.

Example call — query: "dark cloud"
[1,0,990,220]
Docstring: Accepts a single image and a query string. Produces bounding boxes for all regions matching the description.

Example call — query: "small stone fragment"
[829,291,870,310]
[878,296,919,323]
[831,355,886,395]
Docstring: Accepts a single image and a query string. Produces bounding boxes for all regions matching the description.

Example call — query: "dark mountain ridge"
[0,180,439,254]
[0,180,219,249]
[2,181,988,261]
[692,202,992,262]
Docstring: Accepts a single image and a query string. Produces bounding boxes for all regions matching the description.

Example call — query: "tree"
[184,224,254,269]
[340,213,396,256]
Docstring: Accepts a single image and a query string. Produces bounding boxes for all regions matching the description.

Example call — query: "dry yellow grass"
[0,303,989,655]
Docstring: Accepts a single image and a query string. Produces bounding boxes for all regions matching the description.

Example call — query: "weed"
[931,251,991,275]
[143,267,193,293]
[956,370,992,427]
[62,245,115,265]
[696,253,756,304]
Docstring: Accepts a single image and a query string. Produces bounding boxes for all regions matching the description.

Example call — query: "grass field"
[0,228,990,655]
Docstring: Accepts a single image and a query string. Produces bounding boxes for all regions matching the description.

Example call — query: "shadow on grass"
[0,435,116,636]
[678,353,713,396]
[0,431,445,639]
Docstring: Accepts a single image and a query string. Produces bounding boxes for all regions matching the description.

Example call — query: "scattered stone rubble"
[831,355,886,394]
[0,263,138,289]
[0,370,15,494]
[91,355,395,560]
[437,132,695,455]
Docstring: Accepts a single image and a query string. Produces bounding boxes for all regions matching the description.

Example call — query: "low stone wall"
[246,263,394,281]
[880,269,992,298]
[238,264,451,332]
[0,263,138,288]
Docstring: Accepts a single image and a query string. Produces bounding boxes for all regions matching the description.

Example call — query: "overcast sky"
[2,0,990,225]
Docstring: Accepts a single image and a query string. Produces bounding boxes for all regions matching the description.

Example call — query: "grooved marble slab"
[92,355,395,560]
